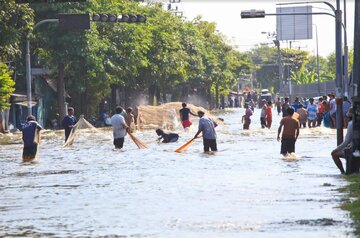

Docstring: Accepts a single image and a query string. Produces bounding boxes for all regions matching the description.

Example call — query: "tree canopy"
[0,62,15,111]
[0,0,351,118]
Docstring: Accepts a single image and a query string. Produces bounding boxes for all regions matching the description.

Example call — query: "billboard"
[276,6,313,41]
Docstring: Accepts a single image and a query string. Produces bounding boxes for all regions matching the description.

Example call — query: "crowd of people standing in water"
[17,94,352,174]
[242,92,352,131]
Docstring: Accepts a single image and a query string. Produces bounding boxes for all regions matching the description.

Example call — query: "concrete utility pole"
[273,40,284,98]
[334,0,344,145]
[352,1,360,157]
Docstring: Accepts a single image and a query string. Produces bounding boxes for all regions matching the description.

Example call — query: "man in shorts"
[193,111,218,152]
[179,102,197,130]
[277,107,300,156]
[20,115,42,162]
[331,108,353,174]
[111,106,129,149]
[61,107,77,142]
[306,98,318,128]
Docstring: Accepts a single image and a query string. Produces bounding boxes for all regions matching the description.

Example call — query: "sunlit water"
[0,108,355,237]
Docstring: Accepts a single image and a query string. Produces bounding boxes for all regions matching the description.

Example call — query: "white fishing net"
[136,102,223,130]
[63,115,107,147]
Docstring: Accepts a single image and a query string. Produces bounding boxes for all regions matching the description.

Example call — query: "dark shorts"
[243,117,251,130]
[203,138,217,152]
[260,117,266,128]
[281,138,296,155]
[114,137,125,149]
[23,144,38,160]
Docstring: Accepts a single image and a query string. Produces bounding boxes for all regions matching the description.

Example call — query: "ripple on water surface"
[0,108,355,237]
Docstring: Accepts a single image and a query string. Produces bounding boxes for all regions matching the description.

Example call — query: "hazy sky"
[169,0,355,57]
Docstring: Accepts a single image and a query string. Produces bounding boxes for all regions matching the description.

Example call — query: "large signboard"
[276,6,313,41]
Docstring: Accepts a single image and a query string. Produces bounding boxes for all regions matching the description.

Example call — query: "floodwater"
[0,108,355,237]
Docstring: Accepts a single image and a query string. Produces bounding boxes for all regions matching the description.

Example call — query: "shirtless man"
[125,107,135,131]
[277,108,300,156]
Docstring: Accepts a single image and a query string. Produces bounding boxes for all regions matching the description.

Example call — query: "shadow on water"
[0,108,355,237]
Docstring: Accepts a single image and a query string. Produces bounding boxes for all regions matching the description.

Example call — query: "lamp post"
[26,19,59,116]
[273,39,284,98]
[313,24,321,95]
[261,31,283,96]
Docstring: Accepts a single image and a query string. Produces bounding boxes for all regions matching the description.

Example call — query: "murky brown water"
[0,108,355,237]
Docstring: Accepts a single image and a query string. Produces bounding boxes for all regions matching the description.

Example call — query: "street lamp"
[313,24,321,95]
[26,19,59,116]
[261,31,285,97]
[273,39,284,98]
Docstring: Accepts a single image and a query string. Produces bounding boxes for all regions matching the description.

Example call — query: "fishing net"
[63,115,106,147]
[136,102,223,130]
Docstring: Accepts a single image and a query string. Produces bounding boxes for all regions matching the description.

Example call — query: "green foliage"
[0,62,15,111]
[291,62,316,84]
[248,44,278,90]
[0,0,34,62]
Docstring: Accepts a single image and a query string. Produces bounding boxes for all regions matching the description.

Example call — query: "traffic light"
[58,13,90,31]
[16,0,86,3]
[91,14,147,23]
[240,9,266,18]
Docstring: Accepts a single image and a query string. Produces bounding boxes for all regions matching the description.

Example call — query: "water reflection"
[0,108,355,237]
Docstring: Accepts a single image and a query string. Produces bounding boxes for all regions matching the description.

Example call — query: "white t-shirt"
[307,103,318,120]
[111,114,127,139]
[330,99,337,114]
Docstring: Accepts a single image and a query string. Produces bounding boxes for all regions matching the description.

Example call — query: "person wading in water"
[277,108,300,156]
[180,102,197,131]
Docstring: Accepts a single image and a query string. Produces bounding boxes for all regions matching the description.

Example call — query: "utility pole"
[335,0,344,145]
[273,39,284,98]
[352,1,360,161]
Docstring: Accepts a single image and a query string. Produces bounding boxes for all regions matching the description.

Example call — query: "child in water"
[156,129,179,143]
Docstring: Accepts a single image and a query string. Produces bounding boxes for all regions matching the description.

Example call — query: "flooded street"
[0,108,355,237]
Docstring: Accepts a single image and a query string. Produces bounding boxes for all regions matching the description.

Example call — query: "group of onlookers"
[277,93,352,129]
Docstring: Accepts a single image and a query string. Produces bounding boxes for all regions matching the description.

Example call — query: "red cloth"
[318,103,325,114]
[182,120,192,128]
[265,107,272,128]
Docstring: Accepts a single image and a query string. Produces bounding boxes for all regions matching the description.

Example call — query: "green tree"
[31,0,112,117]
[0,0,34,62]
[0,63,15,111]
[290,62,316,84]
[249,44,278,90]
